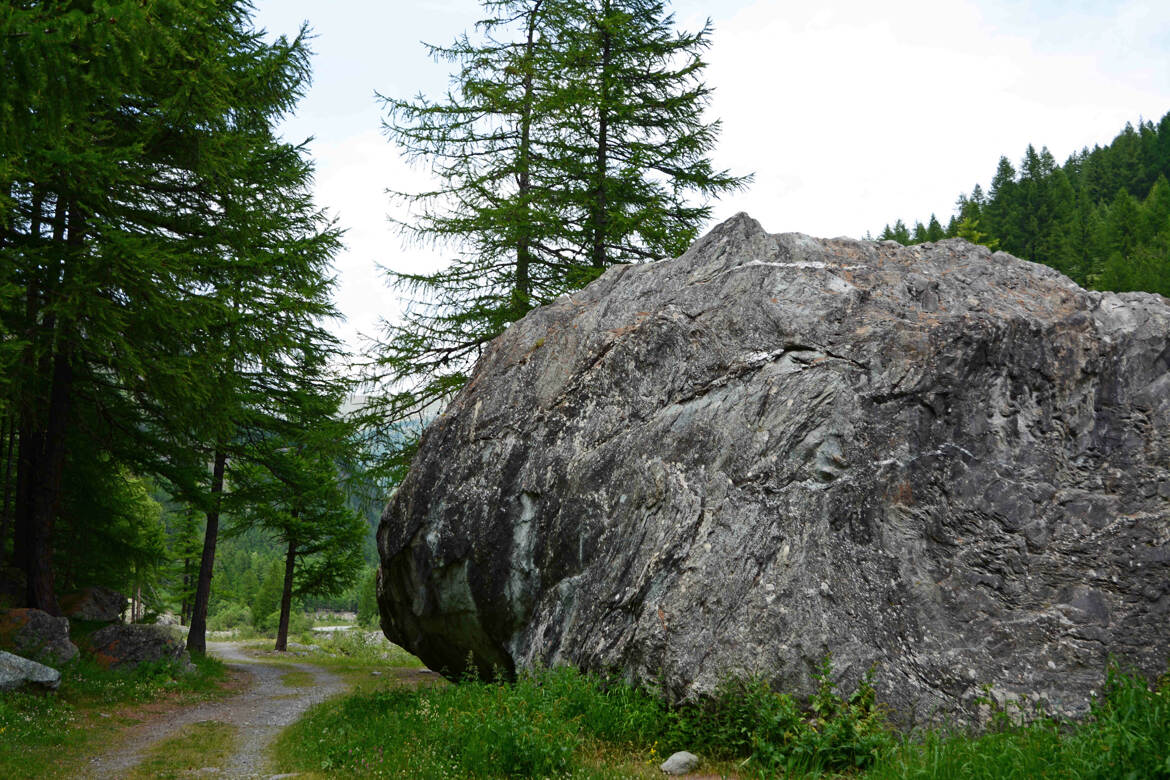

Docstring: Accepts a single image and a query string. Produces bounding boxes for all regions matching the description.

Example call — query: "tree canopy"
[367,0,748,472]
[0,0,353,634]
[877,113,1170,298]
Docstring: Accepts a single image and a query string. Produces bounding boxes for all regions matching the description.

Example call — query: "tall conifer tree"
[370,0,746,466]
[0,2,342,618]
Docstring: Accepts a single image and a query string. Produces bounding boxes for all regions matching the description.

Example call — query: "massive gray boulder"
[377,213,1170,725]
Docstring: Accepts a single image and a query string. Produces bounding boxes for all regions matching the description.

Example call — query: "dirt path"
[84,641,346,779]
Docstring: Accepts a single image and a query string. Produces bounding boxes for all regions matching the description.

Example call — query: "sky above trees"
[251,0,1170,352]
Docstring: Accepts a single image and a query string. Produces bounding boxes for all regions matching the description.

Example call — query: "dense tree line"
[878,112,1170,296]
[0,1,365,653]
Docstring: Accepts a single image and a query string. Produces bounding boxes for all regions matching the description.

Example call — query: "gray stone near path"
[659,751,700,775]
[0,649,61,691]
[88,624,193,672]
[59,586,127,623]
[376,213,1170,726]
[0,607,79,665]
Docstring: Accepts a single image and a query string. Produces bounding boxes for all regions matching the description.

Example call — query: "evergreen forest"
[2,1,1169,777]
[0,0,381,653]
[877,113,1170,297]
[0,0,744,652]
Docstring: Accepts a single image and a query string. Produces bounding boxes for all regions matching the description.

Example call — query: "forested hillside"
[878,112,1170,297]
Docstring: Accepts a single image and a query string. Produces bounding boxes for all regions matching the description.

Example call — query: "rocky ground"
[84,641,345,779]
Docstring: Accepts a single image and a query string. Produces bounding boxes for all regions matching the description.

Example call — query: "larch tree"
[227,350,365,652]
[370,0,746,467]
[546,0,748,269]
[0,1,343,624]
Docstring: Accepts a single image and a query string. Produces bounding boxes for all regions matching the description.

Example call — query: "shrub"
[669,656,894,775]
[870,663,1170,779]
[274,655,895,778]
[206,602,251,631]
[252,608,313,638]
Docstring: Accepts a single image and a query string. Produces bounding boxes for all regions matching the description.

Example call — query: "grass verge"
[124,719,237,779]
[282,670,315,688]
[871,666,1170,779]
[271,658,1170,779]
[271,657,887,778]
[0,653,228,779]
[244,630,425,689]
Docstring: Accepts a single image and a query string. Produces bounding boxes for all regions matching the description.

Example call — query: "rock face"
[377,213,1170,725]
[88,624,192,672]
[0,650,61,692]
[59,587,127,623]
[0,608,79,665]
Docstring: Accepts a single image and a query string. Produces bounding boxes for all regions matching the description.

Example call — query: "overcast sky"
[251,0,1170,353]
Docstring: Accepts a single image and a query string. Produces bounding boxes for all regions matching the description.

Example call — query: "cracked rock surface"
[377,213,1170,725]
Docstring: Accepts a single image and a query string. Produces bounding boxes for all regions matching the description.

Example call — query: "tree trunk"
[590,2,612,269]
[274,537,297,652]
[23,346,72,614]
[513,0,544,316]
[0,414,15,569]
[12,190,47,592]
[19,197,76,613]
[187,447,227,656]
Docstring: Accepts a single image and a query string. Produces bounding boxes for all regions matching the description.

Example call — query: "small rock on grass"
[660,750,700,775]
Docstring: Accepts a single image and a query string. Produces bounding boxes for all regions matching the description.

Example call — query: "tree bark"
[590,1,612,269]
[513,0,544,316]
[24,346,72,613]
[187,447,226,655]
[0,414,15,570]
[12,189,47,585]
[274,536,297,652]
[19,197,76,613]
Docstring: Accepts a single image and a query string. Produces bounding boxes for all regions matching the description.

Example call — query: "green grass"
[871,666,1170,779]
[0,653,227,779]
[125,720,237,779]
[303,628,424,666]
[282,669,315,688]
[271,658,1170,780]
[271,657,889,778]
[262,630,426,689]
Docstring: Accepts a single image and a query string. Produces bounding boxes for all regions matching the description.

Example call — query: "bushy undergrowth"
[274,655,892,778]
[677,657,892,775]
[275,656,1170,779]
[0,654,225,778]
[303,628,424,667]
[873,665,1170,779]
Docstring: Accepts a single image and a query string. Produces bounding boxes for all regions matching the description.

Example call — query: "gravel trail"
[84,640,345,779]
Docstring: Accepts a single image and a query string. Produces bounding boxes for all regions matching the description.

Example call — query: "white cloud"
[306,128,449,353]
[700,0,1170,238]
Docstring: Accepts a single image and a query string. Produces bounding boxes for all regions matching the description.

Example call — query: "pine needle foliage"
[878,113,1170,299]
[366,0,747,472]
[0,1,343,614]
